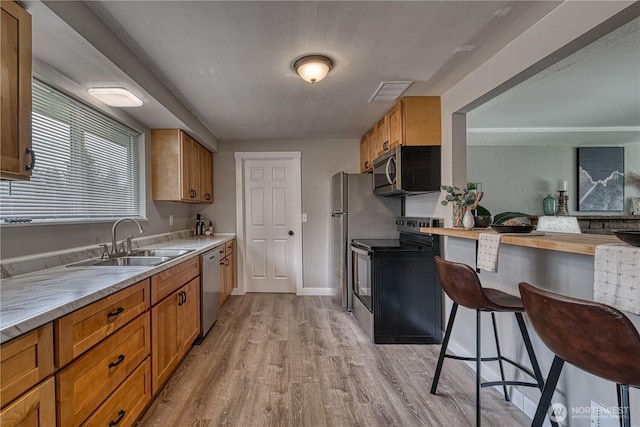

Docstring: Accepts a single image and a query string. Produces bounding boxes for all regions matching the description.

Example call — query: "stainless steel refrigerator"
[331,172,400,310]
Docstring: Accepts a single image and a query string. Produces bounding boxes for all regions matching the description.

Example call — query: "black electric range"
[350,217,443,344]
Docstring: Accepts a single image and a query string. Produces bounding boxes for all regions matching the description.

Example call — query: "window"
[0,79,142,222]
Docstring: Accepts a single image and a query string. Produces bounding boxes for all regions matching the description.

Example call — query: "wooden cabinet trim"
[56,313,150,427]
[0,376,55,426]
[0,323,54,408]
[55,280,150,368]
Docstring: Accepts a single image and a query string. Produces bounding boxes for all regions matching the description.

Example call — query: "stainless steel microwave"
[372,146,441,196]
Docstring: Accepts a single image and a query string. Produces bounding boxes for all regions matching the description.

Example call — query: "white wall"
[467,141,640,216]
[195,138,359,290]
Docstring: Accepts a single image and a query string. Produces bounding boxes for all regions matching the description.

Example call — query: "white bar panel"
[273,239,288,278]
[251,188,265,227]
[252,239,267,278]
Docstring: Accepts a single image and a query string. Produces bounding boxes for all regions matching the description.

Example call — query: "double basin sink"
[68,248,194,268]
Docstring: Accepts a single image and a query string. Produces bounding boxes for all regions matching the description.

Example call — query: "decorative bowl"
[612,230,640,247]
[490,224,536,234]
[474,215,492,228]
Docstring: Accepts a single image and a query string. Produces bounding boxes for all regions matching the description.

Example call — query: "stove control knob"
[407,220,416,227]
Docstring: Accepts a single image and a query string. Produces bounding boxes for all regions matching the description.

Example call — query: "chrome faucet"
[111,218,145,255]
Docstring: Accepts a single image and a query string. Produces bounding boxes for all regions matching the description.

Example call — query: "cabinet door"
[180,133,200,202]
[178,278,200,355]
[219,256,228,307]
[1,323,54,408]
[0,1,33,181]
[359,134,370,173]
[0,377,55,427]
[151,294,179,395]
[375,116,389,156]
[387,100,404,149]
[199,146,213,203]
[227,251,235,296]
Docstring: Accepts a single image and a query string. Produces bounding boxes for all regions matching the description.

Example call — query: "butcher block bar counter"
[419,227,620,255]
[427,226,639,423]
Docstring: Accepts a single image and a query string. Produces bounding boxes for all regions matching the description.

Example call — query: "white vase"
[462,209,475,229]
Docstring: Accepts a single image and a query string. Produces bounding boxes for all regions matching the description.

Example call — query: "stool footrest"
[443,353,538,381]
[481,380,540,389]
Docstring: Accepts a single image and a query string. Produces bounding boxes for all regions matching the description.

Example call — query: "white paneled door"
[243,158,299,293]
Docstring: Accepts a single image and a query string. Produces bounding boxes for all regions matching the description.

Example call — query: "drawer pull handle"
[107,307,125,318]
[108,354,126,368]
[109,409,126,426]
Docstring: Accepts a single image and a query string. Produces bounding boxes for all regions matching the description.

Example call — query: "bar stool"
[519,282,640,427]
[431,257,552,427]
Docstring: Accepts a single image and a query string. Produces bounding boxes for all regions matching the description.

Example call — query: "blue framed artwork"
[577,147,624,211]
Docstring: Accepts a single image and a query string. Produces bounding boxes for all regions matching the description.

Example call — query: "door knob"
[288,230,294,236]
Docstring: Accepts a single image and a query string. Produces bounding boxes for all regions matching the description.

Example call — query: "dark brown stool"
[519,282,640,427]
[431,257,553,427]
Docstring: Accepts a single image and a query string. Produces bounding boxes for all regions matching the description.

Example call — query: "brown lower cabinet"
[151,276,200,394]
[56,314,151,426]
[1,256,202,426]
[81,359,151,427]
[0,377,55,426]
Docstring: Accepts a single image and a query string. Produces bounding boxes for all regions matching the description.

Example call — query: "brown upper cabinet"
[151,129,214,203]
[359,129,374,173]
[360,96,441,169]
[1,1,33,181]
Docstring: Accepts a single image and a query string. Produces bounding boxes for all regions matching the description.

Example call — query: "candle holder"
[556,190,569,216]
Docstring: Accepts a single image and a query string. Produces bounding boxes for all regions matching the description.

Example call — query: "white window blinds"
[0,79,142,222]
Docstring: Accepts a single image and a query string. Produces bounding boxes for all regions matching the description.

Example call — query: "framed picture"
[577,147,624,211]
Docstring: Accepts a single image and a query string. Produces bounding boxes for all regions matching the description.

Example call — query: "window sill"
[0,218,149,228]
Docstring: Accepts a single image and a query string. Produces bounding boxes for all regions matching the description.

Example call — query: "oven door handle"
[351,245,372,257]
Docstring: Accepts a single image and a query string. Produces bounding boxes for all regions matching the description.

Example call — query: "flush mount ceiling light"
[88,87,143,107]
[293,55,333,83]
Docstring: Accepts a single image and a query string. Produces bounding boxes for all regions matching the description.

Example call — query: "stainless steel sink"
[67,247,193,267]
[93,256,171,266]
[128,249,193,257]
[68,256,172,267]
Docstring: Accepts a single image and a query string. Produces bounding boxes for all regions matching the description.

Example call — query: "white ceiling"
[467,15,640,146]
[27,0,565,145]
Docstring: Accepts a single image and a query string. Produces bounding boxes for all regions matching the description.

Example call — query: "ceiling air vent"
[368,81,413,102]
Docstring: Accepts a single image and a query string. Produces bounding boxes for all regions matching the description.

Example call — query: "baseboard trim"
[297,287,332,296]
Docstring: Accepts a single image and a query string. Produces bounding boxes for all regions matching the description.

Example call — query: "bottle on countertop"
[194,214,201,235]
[209,220,214,235]
[199,217,206,236]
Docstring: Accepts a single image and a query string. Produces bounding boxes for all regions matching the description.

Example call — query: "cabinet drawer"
[218,244,226,257]
[0,376,55,426]
[57,313,150,427]
[81,358,151,427]
[0,323,54,408]
[151,256,199,304]
[56,280,150,367]
[225,239,234,255]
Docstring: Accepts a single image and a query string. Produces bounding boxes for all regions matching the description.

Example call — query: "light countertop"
[420,227,620,255]
[0,234,235,344]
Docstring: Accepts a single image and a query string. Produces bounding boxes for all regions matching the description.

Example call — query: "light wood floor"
[138,294,531,426]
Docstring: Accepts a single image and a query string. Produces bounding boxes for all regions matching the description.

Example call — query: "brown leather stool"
[519,282,640,427]
[431,257,553,427]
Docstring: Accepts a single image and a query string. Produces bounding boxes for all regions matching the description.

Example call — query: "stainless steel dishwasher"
[199,247,221,340]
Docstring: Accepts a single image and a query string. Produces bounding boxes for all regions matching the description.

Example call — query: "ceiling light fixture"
[293,55,333,83]
[88,87,143,107]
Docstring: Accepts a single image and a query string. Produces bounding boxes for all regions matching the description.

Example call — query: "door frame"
[234,152,303,295]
